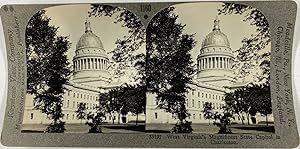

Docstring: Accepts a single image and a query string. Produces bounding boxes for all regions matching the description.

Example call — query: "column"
[209,57,211,68]
[95,58,97,69]
[84,59,86,69]
[216,57,218,68]
[77,60,80,70]
[212,57,215,68]
[227,58,229,68]
[199,59,202,70]
[223,57,226,68]
[74,61,76,71]
[98,59,101,70]
[219,57,223,68]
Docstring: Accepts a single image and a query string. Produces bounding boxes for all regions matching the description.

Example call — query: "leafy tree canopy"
[219,3,270,84]
[26,10,71,132]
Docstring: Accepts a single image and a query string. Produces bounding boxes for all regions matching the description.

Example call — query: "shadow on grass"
[102,125,145,132]
[145,130,170,133]
[232,125,275,133]
[21,130,44,133]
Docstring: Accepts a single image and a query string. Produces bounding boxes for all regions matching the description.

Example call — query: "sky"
[45,4,145,83]
[42,3,270,83]
[172,3,271,82]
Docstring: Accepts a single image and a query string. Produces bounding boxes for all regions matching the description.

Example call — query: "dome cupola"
[76,20,104,50]
[201,17,230,48]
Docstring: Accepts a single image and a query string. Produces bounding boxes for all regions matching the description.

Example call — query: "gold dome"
[76,19,104,50]
[201,17,230,48]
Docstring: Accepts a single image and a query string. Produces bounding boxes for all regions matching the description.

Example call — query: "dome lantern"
[85,18,92,33]
[213,16,220,31]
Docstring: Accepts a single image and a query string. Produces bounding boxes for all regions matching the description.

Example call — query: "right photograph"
[145,2,273,134]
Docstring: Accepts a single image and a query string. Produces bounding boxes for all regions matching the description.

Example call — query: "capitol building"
[23,19,143,125]
[146,17,273,124]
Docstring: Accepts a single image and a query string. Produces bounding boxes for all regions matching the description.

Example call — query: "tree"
[247,84,272,125]
[98,84,146,125]
[89,5,147,126]
[224,88,250,125]
[89,5,146,81]
[218,3,270,85]
[146,7,196,133]
[124,85,146,125]
[224,84,272,125]
[203,102,233,134]
[26,10,71,132]
[75,103,87,124]
[86,110,106,133]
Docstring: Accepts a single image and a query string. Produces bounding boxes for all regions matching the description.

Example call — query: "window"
[156,101,158,105]
[73,101,75,108]
[30,113,34,119]
[198,101,201,108]
[72,114,74,120]
[66,114,69,120]
[213,95,214,99]
[33,101,35,106]
[209,94,211,99]
[84,94,86,99]
[68,92,70,96]
[193,114,195,119]
[205,94,207,98]
[155,113,158,119]
[199,114,202,119]
[186,99,189,107]
[202,93,204,97]
[73,93,75,97]
[81,94,82,98]
[192,91,194,95]
[192,99,194,107]
[198,92,200,97]
[67,100,69,108]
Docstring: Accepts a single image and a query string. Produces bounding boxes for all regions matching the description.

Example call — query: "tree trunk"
[266,114,268,126]
[238,114,244,125]
[112,113,115,125]
[247,113,250,125]
[136,113,138,126]
[118,113,120,124]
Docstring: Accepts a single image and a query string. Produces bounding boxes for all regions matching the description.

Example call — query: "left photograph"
[22,4,146,133]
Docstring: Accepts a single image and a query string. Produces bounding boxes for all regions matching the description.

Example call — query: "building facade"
[146,17,273,124]
[23,19,144,125]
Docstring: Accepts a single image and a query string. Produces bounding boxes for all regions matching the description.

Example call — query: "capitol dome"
[201,30,230,48]
[76,31,104,50]
[72,19,110,83]
[74,19,106,56]
[196,16,235,86]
